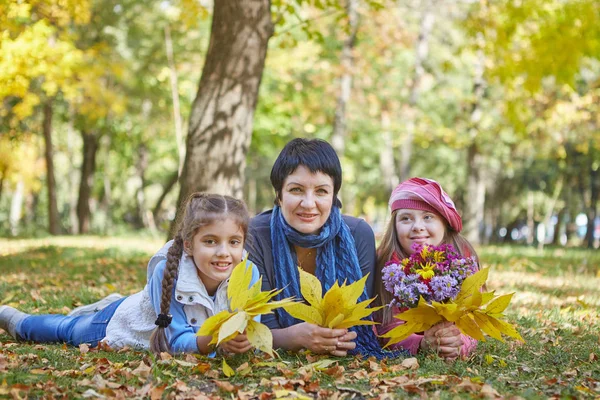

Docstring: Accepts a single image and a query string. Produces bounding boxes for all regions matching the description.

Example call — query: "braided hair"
[149,193,249,355]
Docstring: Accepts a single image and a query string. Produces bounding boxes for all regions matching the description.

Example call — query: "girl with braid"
[0,193,258,356]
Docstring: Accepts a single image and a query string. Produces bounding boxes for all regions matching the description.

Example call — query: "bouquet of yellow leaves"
[282,267,382,329]
[197,257,294,356]
[381,259,524,348]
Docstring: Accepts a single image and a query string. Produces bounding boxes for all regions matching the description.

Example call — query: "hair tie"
[155,313,172,328]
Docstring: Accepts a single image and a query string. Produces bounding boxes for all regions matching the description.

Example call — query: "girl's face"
[184,217,245,295]
[280,165,335,235]
[395,209,447,255]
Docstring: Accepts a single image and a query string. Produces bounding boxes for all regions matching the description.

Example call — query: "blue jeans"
[17,297,126,347]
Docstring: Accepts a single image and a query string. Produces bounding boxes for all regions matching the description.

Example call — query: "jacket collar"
[175,252,229,308]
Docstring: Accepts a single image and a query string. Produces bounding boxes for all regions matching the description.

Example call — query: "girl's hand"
[289,322,355,356]
[219,333,254,355]
[421,321,463,361]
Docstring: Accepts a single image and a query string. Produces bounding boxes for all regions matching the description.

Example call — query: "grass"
[1,237,599,398]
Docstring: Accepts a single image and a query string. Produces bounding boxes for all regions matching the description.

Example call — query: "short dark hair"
[270,138,342,206]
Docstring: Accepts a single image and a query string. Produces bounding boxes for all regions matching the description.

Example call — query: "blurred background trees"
[1,0,598,249]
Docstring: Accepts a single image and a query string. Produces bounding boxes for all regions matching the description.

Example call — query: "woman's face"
[395,209,447,255]
[280,165,335,235]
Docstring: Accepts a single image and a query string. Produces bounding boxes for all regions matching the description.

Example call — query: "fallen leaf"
[79,344,90,354]
[81,389,106,399]
[222,359,234,377]
[214,380,237,392]
[480,383,501,398]
[132,361,151,378]
[400,357,419,370]
[149,384,166,400]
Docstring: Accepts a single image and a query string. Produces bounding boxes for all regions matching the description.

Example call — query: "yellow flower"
[415,262,435,280]
[420,245,431,259]
[432,251,445,263]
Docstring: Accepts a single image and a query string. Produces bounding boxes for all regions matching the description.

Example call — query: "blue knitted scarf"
[270,206,402,359]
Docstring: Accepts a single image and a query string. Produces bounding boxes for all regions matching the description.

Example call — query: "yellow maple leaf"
[282,267,382,330]
[197,257,294,356]
[379,268,525,346]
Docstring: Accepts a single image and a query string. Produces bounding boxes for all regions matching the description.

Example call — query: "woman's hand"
[218,333,254,355]
[421,321,463,361]
[287,322,356,356]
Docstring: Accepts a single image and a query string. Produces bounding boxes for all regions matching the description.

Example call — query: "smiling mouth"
[411,237,429,241]
[297,213,318,221]
[212,262,232,271]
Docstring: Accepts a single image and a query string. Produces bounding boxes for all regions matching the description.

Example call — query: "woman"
[247,138,385,357]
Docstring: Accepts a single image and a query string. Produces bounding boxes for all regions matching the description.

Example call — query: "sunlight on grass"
[0,236,164,257]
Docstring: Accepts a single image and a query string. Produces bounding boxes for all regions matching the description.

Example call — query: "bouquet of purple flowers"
[382,243,479,310]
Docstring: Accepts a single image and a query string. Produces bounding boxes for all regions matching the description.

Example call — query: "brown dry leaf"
[192,362,212,374]
[236,362,250,372]
[352,369,368,379]
[563,369,578,378]
[259,392,275,400]
[173,380,189,392]
[369,360,381,371]
[400,357,419,370]
[214,380,237,392]
[29,289,47,304]
[589,353,598,362]
[305,380,321,393]
[132,361,151,378]
[79,344,90,354]
[206,369,219,379]
[149,384,166,400]
[238,390,256,400]
[29,368,50,375]
[277,364,295,377]
[480,383,501,398]
[382,376,409,387]
[159,352,172,361]
[323,365,345,379]
[455,378,481,392]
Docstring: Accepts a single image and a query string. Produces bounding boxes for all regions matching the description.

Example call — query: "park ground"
[0,237,599,399]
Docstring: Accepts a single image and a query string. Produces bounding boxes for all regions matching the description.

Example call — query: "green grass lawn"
[1,237,599,399]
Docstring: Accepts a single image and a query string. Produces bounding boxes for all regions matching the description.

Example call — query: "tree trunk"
[331,0,358,208]
[165,25,186,176]
[331,0,358,156]
[9,180,24,236]
[585,165,599,248]
[152,170,178,222]
[135,144,150,229]
[172,0,273,237]
[463,34,486,245]
[538,177,563,250]
[77,131,99,234]
[42,99,60,235]
[551,207,566,246]
[399,0,435,182]
[379,108,399,192]
[464,143,486,244]
[100,135,112,235]
[67,106,79,234]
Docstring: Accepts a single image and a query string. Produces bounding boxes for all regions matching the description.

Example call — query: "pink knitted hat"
[389,177,462,232]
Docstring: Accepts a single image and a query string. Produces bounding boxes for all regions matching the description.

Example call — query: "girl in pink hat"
[374,177,478,361]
